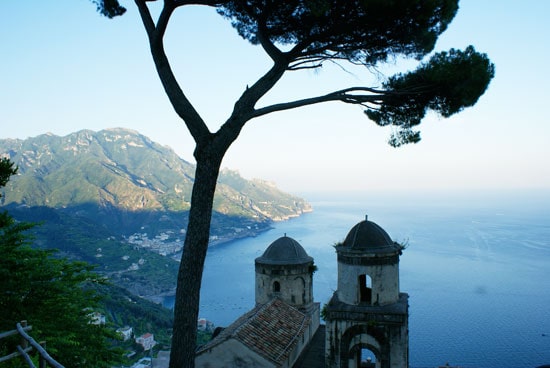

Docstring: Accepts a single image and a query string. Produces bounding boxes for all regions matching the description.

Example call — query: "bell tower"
[325,215,409,368]
[255,235,317,315]
[254,235,321,351]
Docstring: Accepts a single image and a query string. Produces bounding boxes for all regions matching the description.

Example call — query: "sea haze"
[167,189,550,368]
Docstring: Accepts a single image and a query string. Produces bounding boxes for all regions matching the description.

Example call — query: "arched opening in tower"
[359,347,377,368]
[359,274,372,304]
[349,344,378,368]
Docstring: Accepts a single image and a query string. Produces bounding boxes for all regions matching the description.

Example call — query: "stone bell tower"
[255,235,318,316]
[325,215,409,368]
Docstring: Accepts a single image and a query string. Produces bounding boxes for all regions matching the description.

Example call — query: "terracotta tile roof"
[197,298,311,365]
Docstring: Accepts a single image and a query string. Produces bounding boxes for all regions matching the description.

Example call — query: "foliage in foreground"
[0,158,122,368]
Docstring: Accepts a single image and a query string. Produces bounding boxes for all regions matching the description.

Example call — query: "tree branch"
[134,0,211,144]
[134,0,155,35]
[256,22,284,63]
[172,0,230,6]
[214,61,288,147]
[288,56,326,70]
[250,87,388,119]
[155,1,174,40]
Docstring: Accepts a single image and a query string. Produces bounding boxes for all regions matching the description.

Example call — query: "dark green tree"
[0,159,17,189]
[92,1,494,366]
[0,157,122,367]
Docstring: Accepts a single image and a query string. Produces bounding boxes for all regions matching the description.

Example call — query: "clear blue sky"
[1,1,549,193]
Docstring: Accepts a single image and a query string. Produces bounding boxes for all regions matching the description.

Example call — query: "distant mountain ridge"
[0,128,311,221]
[0,128,311,299]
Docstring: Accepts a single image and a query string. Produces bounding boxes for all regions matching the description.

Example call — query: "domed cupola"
[335,215,403,306]
[256,235,313,265]
[341,214,403,255]
[255,235,315,311]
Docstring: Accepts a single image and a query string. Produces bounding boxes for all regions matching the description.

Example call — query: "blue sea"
[167,190,550,368]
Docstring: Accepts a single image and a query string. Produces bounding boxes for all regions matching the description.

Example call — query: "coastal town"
[125,221,271,257]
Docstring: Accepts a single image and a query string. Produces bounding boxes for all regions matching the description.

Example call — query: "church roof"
[340,215,402,254]
[196,298,311,365]
[255,235,313,265]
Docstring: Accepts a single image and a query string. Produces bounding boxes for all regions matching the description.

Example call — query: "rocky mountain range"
[0,128,312,299]
[0,128,310,221]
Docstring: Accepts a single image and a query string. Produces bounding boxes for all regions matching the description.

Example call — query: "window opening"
[359,274,372,304]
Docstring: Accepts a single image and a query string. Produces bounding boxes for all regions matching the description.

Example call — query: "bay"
[166,189,550,368]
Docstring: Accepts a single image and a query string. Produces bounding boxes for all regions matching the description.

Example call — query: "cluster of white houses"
[116,326,157,352]
[195,215,409,368]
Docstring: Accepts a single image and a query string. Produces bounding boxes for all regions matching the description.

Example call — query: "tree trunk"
[169,148,222,368]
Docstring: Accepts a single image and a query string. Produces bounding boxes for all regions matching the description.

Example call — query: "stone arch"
[273,280,281,293]
[339,325,388,368]
[349,343,379,368]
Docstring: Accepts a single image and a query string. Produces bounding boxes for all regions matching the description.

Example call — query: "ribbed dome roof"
[341,215,401,254]
[256,235,313,265]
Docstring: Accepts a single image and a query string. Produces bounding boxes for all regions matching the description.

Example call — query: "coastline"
[146,210,313,305]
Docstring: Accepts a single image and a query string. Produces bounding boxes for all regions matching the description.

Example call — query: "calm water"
[168,190,550,368]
